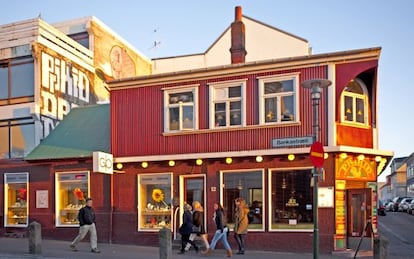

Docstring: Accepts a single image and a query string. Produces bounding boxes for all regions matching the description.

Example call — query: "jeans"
[209,227,230,250]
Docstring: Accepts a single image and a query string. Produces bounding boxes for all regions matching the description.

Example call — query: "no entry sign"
[310,141,324,168]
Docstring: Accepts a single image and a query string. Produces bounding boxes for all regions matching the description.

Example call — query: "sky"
[2,0,413,181]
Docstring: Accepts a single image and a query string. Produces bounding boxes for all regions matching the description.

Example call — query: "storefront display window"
[55,171,89,227]
[221,170,264,230]
[4,173,29,227]
[270,169,313,230]
[138,173,172,231]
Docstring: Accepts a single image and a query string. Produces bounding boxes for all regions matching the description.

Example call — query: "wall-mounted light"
[141,162,148,168]
[324,153,329,159]
[225,157,232,164]
[168,160,175,167]
[116,163,123,170]
[357,154,365,161]
[375,156,382,162]
[196,159,203,166]
[339,153,347,159]
[256,156,263,163]
[288,154,295,161]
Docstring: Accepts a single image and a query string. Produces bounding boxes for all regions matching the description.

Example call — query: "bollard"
[159,227,172,259]
[28,221,42,254]
[373,235,388,259]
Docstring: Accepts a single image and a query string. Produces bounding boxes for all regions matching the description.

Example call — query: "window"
[55,171,89,227]
[0,57,34,106]
[4,173,29,227]
[68,32,90,49]
[209,80,246,128]
[221,170,264,230]
[0,118,35,159]
[258,74,298,124]
[164,87,198,132]
[341,78,368,125]
[138,173,172,231]
[270,169,313,230]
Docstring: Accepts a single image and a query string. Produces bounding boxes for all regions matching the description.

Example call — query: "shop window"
[341,78,368,126]
[4,173,29,227]
[138,173,172,231]
[164,87,198,132]
[55,171,89,227]
[270,169,313,230]
[221,170,264,231]
[209,80,246,128]
[258,74,298,124]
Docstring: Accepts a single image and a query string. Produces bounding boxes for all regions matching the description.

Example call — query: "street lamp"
[301,78,331,259]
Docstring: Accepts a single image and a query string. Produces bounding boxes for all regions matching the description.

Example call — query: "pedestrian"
[185,201,210,253]
[234,197,249,255]
[178,203,198,254]
[70,197,100,253]
[205,203,232,257]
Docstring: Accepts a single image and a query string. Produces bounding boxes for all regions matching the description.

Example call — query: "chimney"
[230,6,247,64]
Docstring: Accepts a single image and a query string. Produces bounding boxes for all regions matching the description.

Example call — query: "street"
[378,211,414,258]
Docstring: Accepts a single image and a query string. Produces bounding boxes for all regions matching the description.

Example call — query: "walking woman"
[234,197,249,254]
[205,203,232,257]
[178,203,198,254]
[185,201,210,253]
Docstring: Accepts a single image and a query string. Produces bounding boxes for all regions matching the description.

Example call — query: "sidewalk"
[0,237,373,259]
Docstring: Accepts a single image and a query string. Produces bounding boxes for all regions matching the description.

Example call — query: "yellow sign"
[336,157,376,181]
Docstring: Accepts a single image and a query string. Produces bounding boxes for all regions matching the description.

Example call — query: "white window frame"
[4,172,29,227]
[163,86,199,132]
[209,79,247,129]
[219,168,265,232]
[258,74,299,125]
[340,78,369,126]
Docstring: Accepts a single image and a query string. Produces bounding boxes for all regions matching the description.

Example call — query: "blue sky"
[2,1,413,180]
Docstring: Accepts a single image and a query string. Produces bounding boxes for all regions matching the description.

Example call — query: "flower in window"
[73,188,84,201]
[152,188,164,203]
[18,188,27,201]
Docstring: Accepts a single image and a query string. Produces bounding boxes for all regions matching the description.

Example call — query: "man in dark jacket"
[70,197,100,253]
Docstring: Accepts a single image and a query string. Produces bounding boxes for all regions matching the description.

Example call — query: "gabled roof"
[25,104,109,161]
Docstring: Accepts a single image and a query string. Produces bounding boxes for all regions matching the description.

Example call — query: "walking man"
[70,197,100,253]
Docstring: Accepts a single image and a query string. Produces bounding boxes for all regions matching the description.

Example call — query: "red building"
[108,7,393,253]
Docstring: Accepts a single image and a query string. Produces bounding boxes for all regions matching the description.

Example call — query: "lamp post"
[301,78,331,259]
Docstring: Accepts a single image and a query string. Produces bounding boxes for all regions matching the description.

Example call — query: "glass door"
[347,188,372,237]
[183,176,205,208]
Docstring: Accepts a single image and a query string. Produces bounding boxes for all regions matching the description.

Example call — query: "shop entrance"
[346,188,372,249]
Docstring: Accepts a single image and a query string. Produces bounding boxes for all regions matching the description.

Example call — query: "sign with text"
[93,151,113,174]
[272,136,313,148]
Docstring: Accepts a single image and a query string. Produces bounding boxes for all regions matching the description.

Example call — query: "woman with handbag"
[185,201,210,253]
[178,203,198,254]
[205,203,232,257]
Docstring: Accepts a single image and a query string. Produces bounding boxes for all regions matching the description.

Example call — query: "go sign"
[310,141,324,168]
[93,151,113,174]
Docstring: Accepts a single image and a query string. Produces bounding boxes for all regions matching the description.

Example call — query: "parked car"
[398,197,413,212]
[377,200,386,216]
[385,201,394,211]
[408,200,414,215]
[392,196,410,212]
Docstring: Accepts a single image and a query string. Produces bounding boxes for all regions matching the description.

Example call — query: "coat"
[179,210,193,235]
[234,203,249,234]
[192,210,206,234]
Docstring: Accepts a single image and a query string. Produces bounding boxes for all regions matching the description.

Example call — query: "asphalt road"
[378,210,414,258]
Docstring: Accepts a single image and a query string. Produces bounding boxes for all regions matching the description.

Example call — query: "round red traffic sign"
[310,141,324,167]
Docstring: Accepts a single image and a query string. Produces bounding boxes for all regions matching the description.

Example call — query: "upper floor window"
[341,78,368,125]
[164,87,198,132]
[0,118,35,159]
[209,80,246,128]
[0,57,34,106]
[258,74,298,124]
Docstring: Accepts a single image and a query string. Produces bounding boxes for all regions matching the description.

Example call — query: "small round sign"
[310,141,324,168]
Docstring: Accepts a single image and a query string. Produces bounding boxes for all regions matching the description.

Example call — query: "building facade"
[108,7,393,253]
[0,16,150,236]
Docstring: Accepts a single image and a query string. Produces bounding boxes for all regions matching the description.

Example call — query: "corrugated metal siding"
[111,66,329,157]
